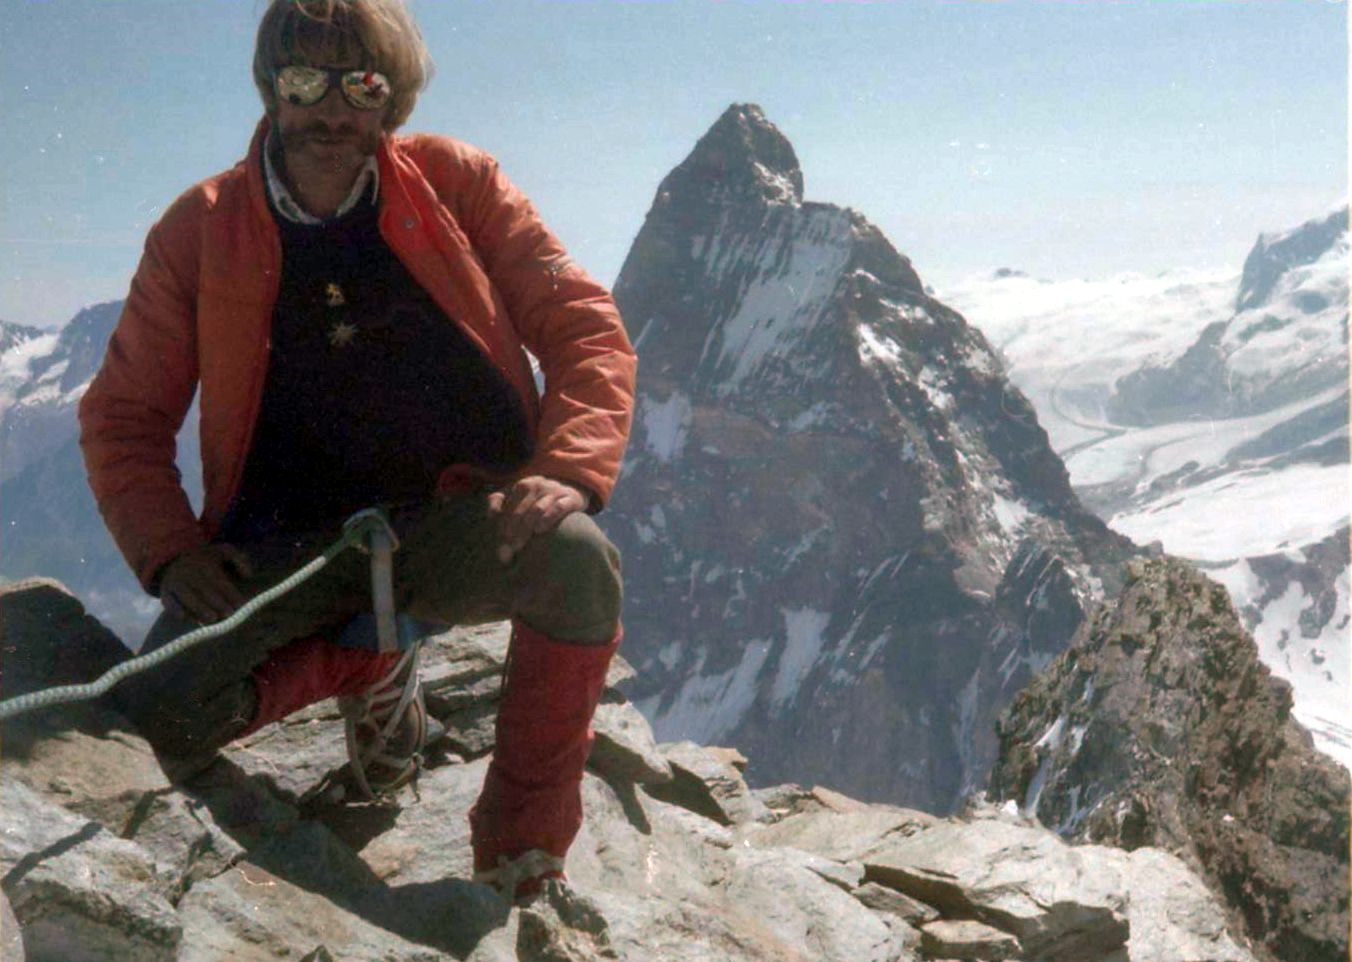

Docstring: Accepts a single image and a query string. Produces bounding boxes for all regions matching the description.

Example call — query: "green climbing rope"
[0,508,395,722]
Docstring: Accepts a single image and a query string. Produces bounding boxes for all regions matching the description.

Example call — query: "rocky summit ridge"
[990,558,1350,962]
[1,575,1273,962]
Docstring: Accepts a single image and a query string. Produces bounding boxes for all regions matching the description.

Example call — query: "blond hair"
[253,0,434,131]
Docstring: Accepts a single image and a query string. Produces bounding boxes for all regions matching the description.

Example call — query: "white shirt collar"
[262,130,380,225]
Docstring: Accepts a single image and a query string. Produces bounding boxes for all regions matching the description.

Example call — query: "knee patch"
[514,514,622,643]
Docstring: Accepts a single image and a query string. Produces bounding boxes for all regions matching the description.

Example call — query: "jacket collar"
[261,129,378,225]
[245,116,405,230]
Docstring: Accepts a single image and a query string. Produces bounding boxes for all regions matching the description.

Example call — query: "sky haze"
[0,0,1345,328]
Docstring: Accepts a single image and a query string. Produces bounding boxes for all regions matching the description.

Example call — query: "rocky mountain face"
[989,558,1349,962]
[0,578,1265,961]
[605,103,1138,815]
[0,320,44,357]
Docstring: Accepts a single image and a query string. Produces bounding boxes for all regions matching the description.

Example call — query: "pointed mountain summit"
[657,102,805,208]
[616,103,923,400]
[608,105,1138,814]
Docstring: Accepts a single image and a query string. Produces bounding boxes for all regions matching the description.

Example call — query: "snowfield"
[944,240,1351,771]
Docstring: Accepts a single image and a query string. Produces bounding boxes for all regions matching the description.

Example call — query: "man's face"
[272,59,388,174]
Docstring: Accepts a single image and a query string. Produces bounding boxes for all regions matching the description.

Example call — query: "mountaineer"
[77,0,636,902]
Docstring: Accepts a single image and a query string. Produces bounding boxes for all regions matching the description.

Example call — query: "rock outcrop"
[2,578,1261,961]
[989,558,1350,962]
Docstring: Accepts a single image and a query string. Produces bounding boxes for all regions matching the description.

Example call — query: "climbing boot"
[473,848,568,904]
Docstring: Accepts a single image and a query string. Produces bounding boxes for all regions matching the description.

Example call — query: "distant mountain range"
[943,204,1350,769]
[0,304,202,641]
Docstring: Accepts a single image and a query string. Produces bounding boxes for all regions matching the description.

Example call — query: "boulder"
[860,817,1130,962]
[720,846,894,962]
[176,861,453,962]
[918,918,1021,961]
[741,805,937,862]
[0,778,181,962]
[852,881,940,926]
[1117,847,1253,962]
[224,701,351,803]
[643,740,770,825]
[588,696,674,786]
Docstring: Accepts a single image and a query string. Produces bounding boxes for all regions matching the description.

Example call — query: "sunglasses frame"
[274,65,393,111]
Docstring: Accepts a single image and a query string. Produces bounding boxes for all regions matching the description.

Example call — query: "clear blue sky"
[1,0,1345,328]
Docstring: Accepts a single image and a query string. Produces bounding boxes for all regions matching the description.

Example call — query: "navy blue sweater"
[218,188,532,543]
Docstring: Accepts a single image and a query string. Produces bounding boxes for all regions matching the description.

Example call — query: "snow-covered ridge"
[694,205,855,391]
[0,331,61,416]
[1224,230,1347,389]
[1237,203,1349,312]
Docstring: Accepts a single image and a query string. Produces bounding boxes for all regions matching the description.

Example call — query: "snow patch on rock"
[640,391,693,462]
[769,607,832,712]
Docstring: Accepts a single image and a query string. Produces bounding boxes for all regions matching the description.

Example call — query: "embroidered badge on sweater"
[323,282,358,348]
[328,320,358,347]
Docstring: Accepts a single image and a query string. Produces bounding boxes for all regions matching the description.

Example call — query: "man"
[78,0,636,902]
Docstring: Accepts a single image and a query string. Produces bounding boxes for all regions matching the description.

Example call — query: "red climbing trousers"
[237,634,402,738]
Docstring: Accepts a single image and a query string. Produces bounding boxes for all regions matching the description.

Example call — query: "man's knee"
[114,608,258,758]
[515,513,622,644]
[113,673,257,759]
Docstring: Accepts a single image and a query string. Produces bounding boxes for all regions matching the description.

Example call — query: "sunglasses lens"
[341,70,392,109]
[276,65,329,106]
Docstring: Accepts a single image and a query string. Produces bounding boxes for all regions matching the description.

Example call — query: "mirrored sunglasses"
[275,65,392,110]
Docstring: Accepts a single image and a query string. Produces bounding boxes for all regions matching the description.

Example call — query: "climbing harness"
[0,507,414,730]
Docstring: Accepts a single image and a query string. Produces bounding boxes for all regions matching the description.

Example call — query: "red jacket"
[79,118,637,592]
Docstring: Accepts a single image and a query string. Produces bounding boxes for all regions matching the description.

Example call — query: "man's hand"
[159,544,255,624]
[487,476,588,563]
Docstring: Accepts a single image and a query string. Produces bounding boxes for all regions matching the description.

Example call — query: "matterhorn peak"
[656,102,804,209]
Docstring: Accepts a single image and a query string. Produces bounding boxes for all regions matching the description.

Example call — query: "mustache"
[295,123,360,140]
